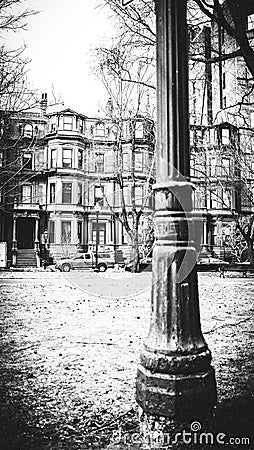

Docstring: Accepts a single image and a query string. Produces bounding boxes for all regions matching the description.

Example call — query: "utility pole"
[136,0,217,422]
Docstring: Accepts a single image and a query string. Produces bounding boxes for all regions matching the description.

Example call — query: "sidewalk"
[0,271,253,449]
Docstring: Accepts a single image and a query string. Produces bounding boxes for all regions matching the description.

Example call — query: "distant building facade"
[188,8,254,260]
[0,101,155,266]
[0,104,48,267]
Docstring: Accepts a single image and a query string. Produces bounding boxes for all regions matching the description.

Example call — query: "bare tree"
[0,0,36,32]
[0,0,40,243]
[99,1,254,76]
[0,0,38,109]
[192,0,254,77]
[91,44,155,272]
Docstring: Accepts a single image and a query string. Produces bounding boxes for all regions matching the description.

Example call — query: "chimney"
[40,93,48,116]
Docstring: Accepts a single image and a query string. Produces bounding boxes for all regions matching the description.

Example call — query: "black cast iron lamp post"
[44,229,48,249]
[136,0,217,421]
[94,203,100,268]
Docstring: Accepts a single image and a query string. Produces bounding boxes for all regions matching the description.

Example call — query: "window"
[83,151,87,172]
[96,123,105,137]
[76,117,84,133]
[247,14,254,31]
[122,153,129,171]
[221,128,230,145]
[209,128,216,145]
[23,153,32,170]
[74,255,84,260]
[36,184,44,204]
[135,153,143,171]
[123,185,130,205]
[222,188,230,208]
[135,122,144,139]
[122,229,129,245]
[223,96,227,109]
[61,221,71,243]
[222,158,230,175]
[191,162,202,178]
[78,183,82,205]
[22,185,32,203]
[23,124,33,138]
[51,149,57,168]
[51,122,56,132]
[251,112,254,129]
[96,153,104,172]
[63,115,73,131]
[48,221,55,243]
[0,151,3,167]
[77,221,82,244]
[87,149,95,172]
[78,149,83,169]
[210,157,216,176]
[94,186,104,207]
[92,222,106,245]
[190,158,195,177]
[209,190,217,209]
[50,183,55,203]
[62,183,72,204]
[135,186,143,206]
[62,148,72,168]
[196,129,204,146]
[193,186,206,209]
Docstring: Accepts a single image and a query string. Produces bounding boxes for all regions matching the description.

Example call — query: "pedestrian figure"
[219,265,225,278]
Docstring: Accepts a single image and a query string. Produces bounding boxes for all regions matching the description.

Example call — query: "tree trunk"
[131,223,140,273]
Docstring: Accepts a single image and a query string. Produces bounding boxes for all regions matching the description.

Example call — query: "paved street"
[0,270,253,449]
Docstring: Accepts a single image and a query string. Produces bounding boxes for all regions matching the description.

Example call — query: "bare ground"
[0,270,253,449]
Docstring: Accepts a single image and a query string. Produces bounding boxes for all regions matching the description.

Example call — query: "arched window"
[96,123,105,137]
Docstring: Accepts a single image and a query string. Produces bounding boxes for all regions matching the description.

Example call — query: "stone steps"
[16,250,38,267]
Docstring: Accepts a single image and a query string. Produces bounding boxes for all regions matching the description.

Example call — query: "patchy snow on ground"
[0,271,253,449]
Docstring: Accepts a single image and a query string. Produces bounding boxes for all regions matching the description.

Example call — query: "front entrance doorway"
[17,218,34,249]
[92,222,106,246]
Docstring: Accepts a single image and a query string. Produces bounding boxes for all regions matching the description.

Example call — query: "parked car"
[196,256,229,271]
[125,257,153,272]
[55,251,114,272]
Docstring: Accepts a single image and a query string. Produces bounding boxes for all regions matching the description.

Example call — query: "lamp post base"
[137,364,216,421]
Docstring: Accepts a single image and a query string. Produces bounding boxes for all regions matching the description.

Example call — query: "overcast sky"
[5,0,115,116]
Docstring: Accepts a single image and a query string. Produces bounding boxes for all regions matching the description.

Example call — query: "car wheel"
[62,264,71,272]
[98,263,107,272]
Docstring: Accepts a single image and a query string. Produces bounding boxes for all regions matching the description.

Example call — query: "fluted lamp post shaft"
[136,0,217,420]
